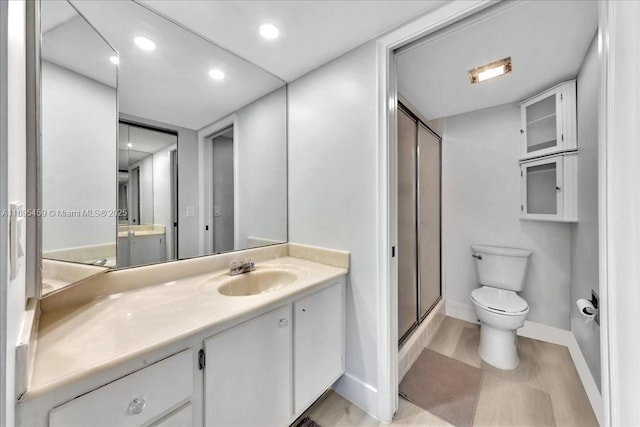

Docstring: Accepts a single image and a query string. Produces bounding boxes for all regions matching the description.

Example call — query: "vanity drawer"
[150,403,193,427]
[49,349,193,427]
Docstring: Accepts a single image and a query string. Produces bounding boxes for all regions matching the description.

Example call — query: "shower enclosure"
[397,102,442,344]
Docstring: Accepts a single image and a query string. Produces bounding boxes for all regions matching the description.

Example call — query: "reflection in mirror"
[40,0,118,294]
[117,122,178,267]
[38,0,288,285]
[70,0,288,269]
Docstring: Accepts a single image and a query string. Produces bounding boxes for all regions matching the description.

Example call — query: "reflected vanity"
[39,0,288,292]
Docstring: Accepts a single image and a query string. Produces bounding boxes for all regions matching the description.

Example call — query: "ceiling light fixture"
[468,57,512,84]
[127,143,133,148]
[134,36,156,51]
[259,23,279,40]
[209,69,225,81]
[109,56,119,65]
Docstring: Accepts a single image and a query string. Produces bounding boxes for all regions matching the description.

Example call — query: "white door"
[293,283,345,415]
[204,305,292,426]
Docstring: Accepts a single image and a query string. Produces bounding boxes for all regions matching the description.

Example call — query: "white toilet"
[470,244,533,370]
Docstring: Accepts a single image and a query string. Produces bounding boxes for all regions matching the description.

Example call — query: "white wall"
[2,1,27,424]
[288,41,381,411]
[571,35,601,390]
[235,86,287,247]
[442,103,572,329]
[41,60,116,251]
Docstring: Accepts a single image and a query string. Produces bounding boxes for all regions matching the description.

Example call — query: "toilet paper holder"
[583,290,600,326]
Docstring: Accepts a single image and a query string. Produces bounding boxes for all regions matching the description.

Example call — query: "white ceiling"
[42,2,117,88]
[118,123,177,169]
[396,1,599,120]
[43,0,444,131]
[140,0,442,82]
[49,1,285,130]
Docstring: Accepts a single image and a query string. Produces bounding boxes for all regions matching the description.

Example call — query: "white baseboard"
[565,335,604,425]
[445,300,479,324]
[517,320,571,345]
[446,304,603,425]
[333,372,378,419]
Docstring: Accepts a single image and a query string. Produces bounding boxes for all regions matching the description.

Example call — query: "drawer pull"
[128,398,146,415]
[279,318,289,327]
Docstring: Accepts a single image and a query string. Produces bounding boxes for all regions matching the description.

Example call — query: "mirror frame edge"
[25,0,40,300]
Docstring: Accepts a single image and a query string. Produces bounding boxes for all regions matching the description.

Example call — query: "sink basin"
[199,267,304,297]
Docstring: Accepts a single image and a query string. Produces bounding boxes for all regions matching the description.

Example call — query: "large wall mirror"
[39,0,288,294]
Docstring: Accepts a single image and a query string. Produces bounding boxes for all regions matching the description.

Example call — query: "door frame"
[198,115,239,255]
[374,1,495,421]
[375,0,626,424]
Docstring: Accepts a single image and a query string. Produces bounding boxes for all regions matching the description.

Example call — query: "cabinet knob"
[556,186,561,191]
[520,129,524,134]
[279,318,289,327]
[128,397,146,415]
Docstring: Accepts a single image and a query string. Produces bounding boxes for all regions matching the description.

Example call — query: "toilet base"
[478,323,520,370]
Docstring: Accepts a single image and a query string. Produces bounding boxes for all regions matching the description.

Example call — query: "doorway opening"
[203,126,234,254]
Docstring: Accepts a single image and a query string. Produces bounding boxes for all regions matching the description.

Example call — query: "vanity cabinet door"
[204,305,292,427]
[129,235,166,266]
[293,282,345,416]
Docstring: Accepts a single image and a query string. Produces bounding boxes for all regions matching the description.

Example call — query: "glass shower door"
[397,109,418,341]
[417,124,441,319]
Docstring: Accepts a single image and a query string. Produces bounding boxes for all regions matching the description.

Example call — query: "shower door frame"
[397,102,442,346]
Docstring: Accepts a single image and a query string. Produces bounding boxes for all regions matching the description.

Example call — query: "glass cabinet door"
[522,156,563,218]
[519,81,577,161]
[525,93,559,154]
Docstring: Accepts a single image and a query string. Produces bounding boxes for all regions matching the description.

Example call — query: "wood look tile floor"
[298,317,598,427]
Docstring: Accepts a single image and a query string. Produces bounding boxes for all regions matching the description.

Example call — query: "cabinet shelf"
[527,139,557,153]
[526,112,556,126]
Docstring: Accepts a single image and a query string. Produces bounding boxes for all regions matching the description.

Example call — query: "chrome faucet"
[229,258,255,276]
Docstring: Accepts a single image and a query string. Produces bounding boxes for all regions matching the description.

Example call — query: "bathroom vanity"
[17,244,348,427]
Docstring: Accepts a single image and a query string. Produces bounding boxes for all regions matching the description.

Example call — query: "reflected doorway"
[203,126,235,254]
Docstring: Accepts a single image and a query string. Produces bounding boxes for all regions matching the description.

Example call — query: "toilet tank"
[471,245,533,291]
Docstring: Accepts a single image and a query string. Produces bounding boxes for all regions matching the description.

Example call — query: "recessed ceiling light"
[134,36,156,51]
[468,57,512,84]
[259,23,279,40]
[127,143,133,148]
[209,69,225,81]
[109,56,119,65]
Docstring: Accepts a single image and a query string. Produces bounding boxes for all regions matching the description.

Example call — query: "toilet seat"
[471,286,528,315]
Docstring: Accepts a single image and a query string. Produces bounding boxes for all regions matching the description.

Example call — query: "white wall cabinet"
[520,80,576,160]
[49,350,194,427]
[520,153,577,222]
[293,283,345,415]
[204,305,293,427]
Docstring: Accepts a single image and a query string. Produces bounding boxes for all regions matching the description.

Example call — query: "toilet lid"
[471,286,528,313]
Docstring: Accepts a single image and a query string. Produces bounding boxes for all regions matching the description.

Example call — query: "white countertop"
[27,255,347,398]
